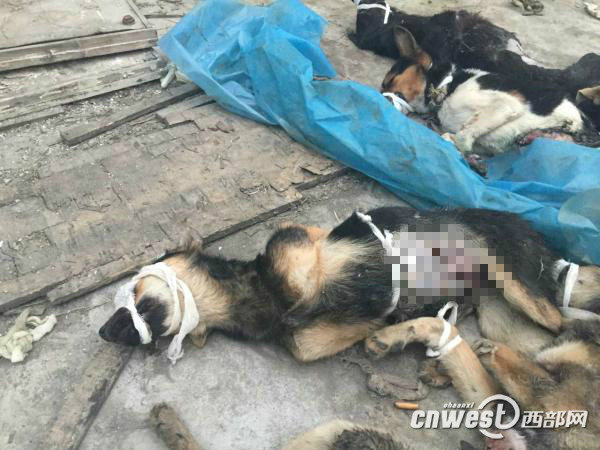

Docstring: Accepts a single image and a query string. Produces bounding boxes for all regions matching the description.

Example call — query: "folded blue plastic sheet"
[160,0,600,264]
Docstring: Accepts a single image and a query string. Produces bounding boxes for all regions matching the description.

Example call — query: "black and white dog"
[380,27,587,155]
[350,1,600,130]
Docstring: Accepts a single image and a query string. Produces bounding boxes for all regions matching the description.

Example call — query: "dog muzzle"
[113,262,200,364]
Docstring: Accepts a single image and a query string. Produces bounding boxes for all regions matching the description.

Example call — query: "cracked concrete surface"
[2,0,600,449]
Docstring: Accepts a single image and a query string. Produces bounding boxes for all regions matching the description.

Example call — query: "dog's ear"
[393,26,420,58]
[577,86,600,105]
[393,26,432,71]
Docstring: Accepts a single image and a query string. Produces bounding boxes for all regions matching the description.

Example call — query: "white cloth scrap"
[113,262,200,364]
[0,308,57,363]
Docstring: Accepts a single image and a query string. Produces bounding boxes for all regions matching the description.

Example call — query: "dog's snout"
[98,324,110,341]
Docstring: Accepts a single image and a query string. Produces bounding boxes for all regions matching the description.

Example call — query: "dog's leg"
[475,339,556,410]
[453,103,524,154]
[482,254,563,333]
[286,320,383,362]
[477,292,554,355]
[365,318,499,404]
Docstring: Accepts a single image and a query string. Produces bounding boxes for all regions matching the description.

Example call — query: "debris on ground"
[341,350,430,401]
[511,0,544,16]
[0,308,56,363]
[585,2,600,20]
[150,403,205,450]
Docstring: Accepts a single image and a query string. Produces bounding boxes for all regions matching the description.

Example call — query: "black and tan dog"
[99,207,600,363]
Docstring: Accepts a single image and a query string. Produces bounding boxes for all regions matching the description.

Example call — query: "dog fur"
[100,207,600,360]
[380,28,586,155]
[364,315,600,450]
[351,2,600,128]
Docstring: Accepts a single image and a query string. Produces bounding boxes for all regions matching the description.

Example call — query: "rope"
[356,212,400,315]
[551,259,580,308]
[354,0,392,25]
[425,301,462,358]
[0,308,57,363]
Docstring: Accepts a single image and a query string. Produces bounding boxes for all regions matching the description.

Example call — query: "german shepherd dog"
[350,1,600,128]
[99,207,600,363]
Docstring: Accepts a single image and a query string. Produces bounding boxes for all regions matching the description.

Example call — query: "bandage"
[113,262,200,364]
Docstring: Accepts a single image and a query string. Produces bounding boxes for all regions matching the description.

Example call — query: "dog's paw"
[419,359,452,388]
[365,333,393,359]
[465,154,487,176]
[453,133,475,154]
[473,339,497,357]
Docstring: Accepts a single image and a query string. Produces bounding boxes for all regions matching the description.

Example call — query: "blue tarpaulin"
[160,0,600,264]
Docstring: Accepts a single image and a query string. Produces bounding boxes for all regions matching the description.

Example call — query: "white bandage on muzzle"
[382,92,414,114]
[113,262,200,364]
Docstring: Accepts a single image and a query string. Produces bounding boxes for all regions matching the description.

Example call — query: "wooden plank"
[0,29,158,73]
[0,0,147,50]
[126,0,152,29]
[45,345,133,450]
[0,60,166,124]
[156,93,214,125]
[60,83,200,146]
[0,103,343,312]
[0,106,64,131]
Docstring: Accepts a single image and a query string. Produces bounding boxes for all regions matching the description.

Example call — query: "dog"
[380,27,587,155]
[285,314,599,450]
[361,313,600,449]
[351,1,600,129]
[99,207,600,363]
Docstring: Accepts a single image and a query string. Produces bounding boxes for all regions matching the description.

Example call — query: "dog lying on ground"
[286,314,600,450]
[380,27,588,156]
[99,207,600,363]
[350,1,600,129]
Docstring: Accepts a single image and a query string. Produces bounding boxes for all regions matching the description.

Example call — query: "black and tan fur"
[100,207,600,362]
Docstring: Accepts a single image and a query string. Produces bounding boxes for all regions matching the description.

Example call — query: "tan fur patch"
[536,341,594,370]
[289,320,382,362]
[477,248,562,333]
[442,340,500,405]
[274,230,371,307]
[134,254,232,336]
[385,65,426,102]
[480,342,553,410]
[568,265,600,309]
